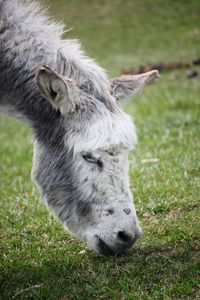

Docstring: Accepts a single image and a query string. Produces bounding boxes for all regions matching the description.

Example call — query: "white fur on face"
[64,102,137,154]
[68,147,142,253]
[62,105,142,254]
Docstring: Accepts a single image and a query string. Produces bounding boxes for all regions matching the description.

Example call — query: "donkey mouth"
[96,237,125,256]
[96,237,115,256]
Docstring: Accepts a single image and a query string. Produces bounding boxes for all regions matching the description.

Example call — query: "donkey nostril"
[117,231,132,243]
[108,209,114,215]
[123,208,131,215]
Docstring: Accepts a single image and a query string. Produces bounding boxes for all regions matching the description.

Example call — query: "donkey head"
[35,66,159,256]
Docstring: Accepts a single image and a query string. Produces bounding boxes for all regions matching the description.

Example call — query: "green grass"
[0,0,200,299]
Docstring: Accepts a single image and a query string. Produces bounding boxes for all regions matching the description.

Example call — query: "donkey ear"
[36,65,80,115]
[110,70,159,103]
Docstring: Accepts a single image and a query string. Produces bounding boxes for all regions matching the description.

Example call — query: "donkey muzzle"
[96,227,142,256]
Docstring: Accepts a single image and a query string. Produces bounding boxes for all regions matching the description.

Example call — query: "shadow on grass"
[1,238,199,299]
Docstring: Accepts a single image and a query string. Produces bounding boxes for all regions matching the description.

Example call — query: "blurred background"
[0,0,200,299]
[44,0,200,75]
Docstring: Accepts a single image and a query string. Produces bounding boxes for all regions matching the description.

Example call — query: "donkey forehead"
[64,109,137,153]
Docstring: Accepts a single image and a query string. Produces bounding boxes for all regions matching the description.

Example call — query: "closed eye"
[82,153,103,168]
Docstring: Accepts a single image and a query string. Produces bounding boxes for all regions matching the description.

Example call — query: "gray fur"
[0,0,159,255]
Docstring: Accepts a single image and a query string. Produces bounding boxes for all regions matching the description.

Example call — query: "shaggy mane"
[0,0,111,103]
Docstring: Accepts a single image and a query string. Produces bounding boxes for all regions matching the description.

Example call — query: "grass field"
[0,0,200,299]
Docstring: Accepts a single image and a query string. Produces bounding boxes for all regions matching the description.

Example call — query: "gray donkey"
[0,0,159,255]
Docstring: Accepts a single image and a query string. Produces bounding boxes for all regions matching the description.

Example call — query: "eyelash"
[82,153,103,168]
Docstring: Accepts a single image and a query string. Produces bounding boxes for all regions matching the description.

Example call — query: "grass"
[0,0,200,299]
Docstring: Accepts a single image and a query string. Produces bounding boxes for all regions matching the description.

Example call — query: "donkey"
[0,0,159,256]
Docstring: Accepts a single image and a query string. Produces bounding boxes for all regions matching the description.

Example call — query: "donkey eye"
[82,154,103,168]
[83,153,96,163]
